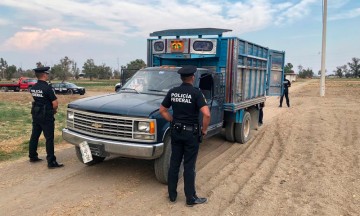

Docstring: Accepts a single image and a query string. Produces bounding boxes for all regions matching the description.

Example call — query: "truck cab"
[62,28,284,184]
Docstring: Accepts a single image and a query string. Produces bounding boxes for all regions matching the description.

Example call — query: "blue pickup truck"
[62,28,285,183]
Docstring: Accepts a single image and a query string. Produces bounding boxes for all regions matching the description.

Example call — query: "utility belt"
[171,122,199,133]
[171,122,203,142]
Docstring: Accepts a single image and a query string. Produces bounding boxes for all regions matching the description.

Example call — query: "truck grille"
[70,109,134,141]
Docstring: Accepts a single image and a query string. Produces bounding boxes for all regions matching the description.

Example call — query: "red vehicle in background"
[0,77,37,92]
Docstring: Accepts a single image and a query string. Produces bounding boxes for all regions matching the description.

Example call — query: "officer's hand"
[201,129,207,136]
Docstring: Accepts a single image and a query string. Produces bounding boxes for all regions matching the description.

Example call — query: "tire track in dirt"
[217,114,291,216]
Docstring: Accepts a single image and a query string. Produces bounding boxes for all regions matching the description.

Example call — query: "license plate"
[79,141,93,163]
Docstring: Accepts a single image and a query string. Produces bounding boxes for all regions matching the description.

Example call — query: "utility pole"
[320,0,327,96]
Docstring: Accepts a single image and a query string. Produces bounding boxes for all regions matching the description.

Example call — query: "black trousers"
[168,129,199,202]
[280,88,290,107]
[29,117,56,162]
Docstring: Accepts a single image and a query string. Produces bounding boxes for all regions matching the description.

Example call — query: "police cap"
[33,66,50,74]
[177,65,197,77]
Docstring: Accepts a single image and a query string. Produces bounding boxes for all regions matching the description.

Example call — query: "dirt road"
[0,79,359,216]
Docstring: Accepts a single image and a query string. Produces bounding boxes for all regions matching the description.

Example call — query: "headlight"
[67,111,74,120]
[135,121,155,134]
[137,122,150,132]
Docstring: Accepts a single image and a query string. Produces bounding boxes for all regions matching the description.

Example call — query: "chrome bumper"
[62,128,164,159]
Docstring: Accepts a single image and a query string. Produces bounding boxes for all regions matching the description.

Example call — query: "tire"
[154,133,184,184]
[235,111,252,144]
[75,146,105,166]
[67,89,73,95]
[225,121,235,142]
[14,87,20,92]
[1,87,9,92]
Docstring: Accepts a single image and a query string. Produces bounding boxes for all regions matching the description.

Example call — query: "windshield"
[65,83,78,88]
[27,79,37,83]
[121,68,182,94]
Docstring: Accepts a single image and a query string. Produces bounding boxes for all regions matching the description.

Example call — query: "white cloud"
[0,18,9,26]
[328,0,350,9]
[329,8,360,20]
[2,28,86,51]
[0,0,310,39]
[275,0,318,25]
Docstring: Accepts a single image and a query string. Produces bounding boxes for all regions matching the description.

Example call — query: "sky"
[0,0,359,74]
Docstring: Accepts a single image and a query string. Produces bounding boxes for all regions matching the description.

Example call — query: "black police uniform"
[280,76,291,107]
[161,66,207,205]
[28,67,61,167]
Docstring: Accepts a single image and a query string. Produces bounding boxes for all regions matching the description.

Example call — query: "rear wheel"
[14,87,20,92]
[225,121,235,142]
[1,87,9,92]
[75,146,105,166]
[234,111,252,144]
[67,89,73,95]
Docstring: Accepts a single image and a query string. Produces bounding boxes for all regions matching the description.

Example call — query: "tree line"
[283,57,359,78]
[0,57,146,81]
[1,56,358,81]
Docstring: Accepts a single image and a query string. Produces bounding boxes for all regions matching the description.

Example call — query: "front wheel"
[154,134,171,184]
[67,89,73,95]
[154,133,184,184]
[75,146,105,166]
[234,111,252,144]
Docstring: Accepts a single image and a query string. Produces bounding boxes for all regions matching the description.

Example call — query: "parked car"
[52,82,85,95]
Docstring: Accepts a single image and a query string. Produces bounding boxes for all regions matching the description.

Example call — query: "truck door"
[266,50,285,96]
[197,71,223,138]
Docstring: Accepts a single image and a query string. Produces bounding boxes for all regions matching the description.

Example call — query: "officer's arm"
[52,99,58,114]
[200,106,210,135]
[159,105,173,122]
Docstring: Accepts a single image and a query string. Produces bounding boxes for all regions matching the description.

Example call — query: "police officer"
[159,65,210,207]
[279,75,291,107]
[29,66,63,169]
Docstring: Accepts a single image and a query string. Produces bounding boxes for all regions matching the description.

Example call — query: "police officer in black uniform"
[279,75,291,107]
[29,66,63,169]
[160,65,210,207]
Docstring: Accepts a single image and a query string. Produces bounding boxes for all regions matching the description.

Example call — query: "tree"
[298,65,314,78]
[333,65,347,78]
[5,65,17,80]
[348,57,360,78]
[49,64,61,81]
[284,63,294,74]
[50,57,73,82]
[82,59,97,81]
[72,62,80,80]
[59,56,73,82]
[0,58,8,80]
[113,69,121,79]
[97,64,112,79]
[36,62,43,68]
[126,59,146,69]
